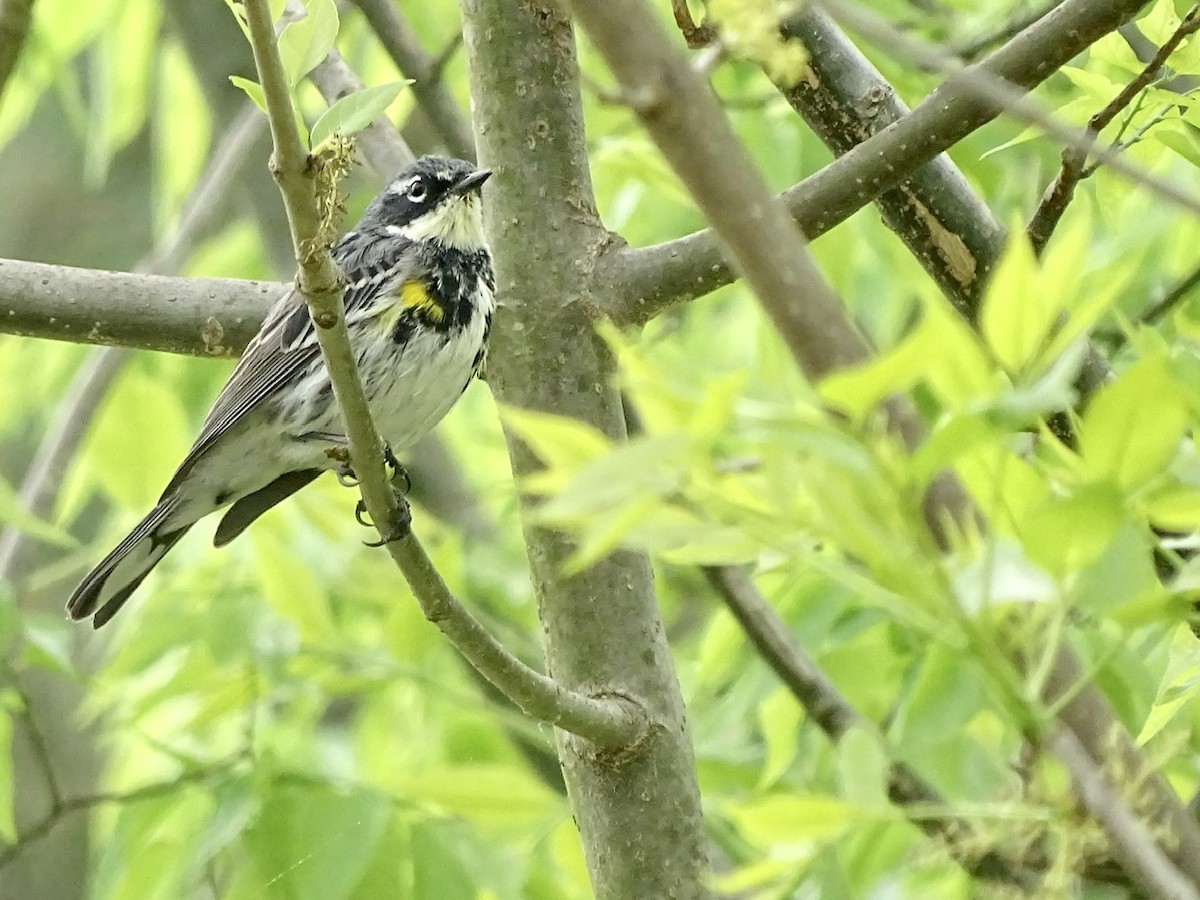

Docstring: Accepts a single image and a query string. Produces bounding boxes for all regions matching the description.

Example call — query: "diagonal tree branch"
[350,0,476,161]
[567,2,868,383]
[240,0,642,747]
[773,7,1003,320]
[731,8,1113,438]
[702,565,1127,890]
[1050,727,1200,900]
[815,0,1200,217]
[600,0,1154,325]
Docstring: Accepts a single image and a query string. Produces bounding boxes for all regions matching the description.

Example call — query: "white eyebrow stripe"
[390,176,421,195]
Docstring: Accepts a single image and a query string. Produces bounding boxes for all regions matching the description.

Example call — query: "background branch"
[1049,728,1200,900]
[603,0,1153,323]
[815,0,1200,217]
[350,0,476,160]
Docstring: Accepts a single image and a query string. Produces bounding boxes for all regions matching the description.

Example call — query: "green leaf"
[837,727,889,806]
[728,794,877,845]
[757,688,802,788]
[0,475,75,548]
[500,406,613,478]
[980,231,1058,375]
[21,613,76,676]
[154,41,212,235]
[1022,483,1126,577]
[310,81,409,150]
[1079,355,1189,491]
[891,642,986,751]
[248,780,390,900]
[1155,121,1200,169]
[250,530,334,640]
[393,763,559,826]
[84,369,191,510]
[228,75,266,113]
[278,0,339,86]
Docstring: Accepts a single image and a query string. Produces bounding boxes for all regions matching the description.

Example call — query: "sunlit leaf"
[980,231,1059,375]
[727,794,879,845]
[1079,355,1189,491]
[310,81,409,150]
[278,0,339,86]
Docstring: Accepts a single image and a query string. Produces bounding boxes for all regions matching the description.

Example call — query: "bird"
[66,155,495,628]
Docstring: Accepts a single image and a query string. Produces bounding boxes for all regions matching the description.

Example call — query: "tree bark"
[457,1,711,896]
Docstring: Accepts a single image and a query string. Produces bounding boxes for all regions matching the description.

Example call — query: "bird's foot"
[327,444,408,492]
[383,444,411,494]
[354,492,412,547]
[325,445,359,487]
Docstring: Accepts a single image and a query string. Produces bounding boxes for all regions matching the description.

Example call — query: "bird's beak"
[450,168,492,196]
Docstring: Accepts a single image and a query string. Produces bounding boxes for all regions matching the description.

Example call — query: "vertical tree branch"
[457,1,711,896]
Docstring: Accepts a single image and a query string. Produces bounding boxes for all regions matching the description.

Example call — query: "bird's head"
[361,156,491,250]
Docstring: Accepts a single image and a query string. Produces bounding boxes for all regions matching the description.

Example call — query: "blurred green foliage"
[2,0,1200,897]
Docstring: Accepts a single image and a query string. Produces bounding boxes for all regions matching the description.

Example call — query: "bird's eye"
[406,180,427,201]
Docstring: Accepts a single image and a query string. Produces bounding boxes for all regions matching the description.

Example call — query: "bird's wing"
[160,290,320,497]
[160,232,417,499]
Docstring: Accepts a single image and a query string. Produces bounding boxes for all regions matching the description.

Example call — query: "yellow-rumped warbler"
[67,155,494,628]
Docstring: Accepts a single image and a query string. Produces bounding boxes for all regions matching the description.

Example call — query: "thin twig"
[241,0,644,747]
[1028,4,1200,254]
[1140,261,1200,330]
[350,0,476,160]
[1049,728,1200,900]
[1120,23,1200,95]
[5,671,62,811]
[0,758,241,869]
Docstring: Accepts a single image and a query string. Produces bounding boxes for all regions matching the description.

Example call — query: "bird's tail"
[66,498,192,628]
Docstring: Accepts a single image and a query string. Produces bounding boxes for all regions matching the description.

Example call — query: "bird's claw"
[333,445,408,492]
[383,444,411,494]
[354,491,412,547]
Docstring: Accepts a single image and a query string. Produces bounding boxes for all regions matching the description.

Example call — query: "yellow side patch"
[400,279,445,323]
[366,279,446,339]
